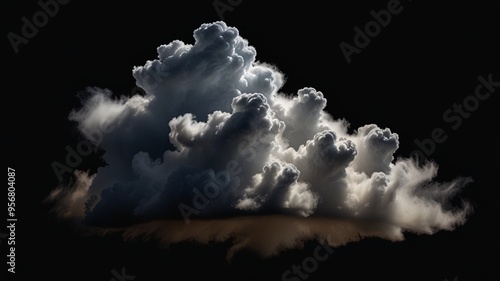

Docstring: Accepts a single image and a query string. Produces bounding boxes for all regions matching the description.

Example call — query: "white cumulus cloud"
[47,21,471,257]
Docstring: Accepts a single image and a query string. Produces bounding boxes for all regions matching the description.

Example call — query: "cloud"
[46,170,95,219]
[117,215,406,259]
[47,21,471,257]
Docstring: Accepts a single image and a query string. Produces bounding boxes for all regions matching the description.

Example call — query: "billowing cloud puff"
[48,21,471,258]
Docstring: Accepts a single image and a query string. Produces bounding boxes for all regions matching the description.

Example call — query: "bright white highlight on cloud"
[48,21,470,257]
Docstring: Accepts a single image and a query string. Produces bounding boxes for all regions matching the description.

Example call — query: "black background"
[2,0,499,280]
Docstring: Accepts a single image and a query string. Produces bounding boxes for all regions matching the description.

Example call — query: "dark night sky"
[2,0,499,280]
